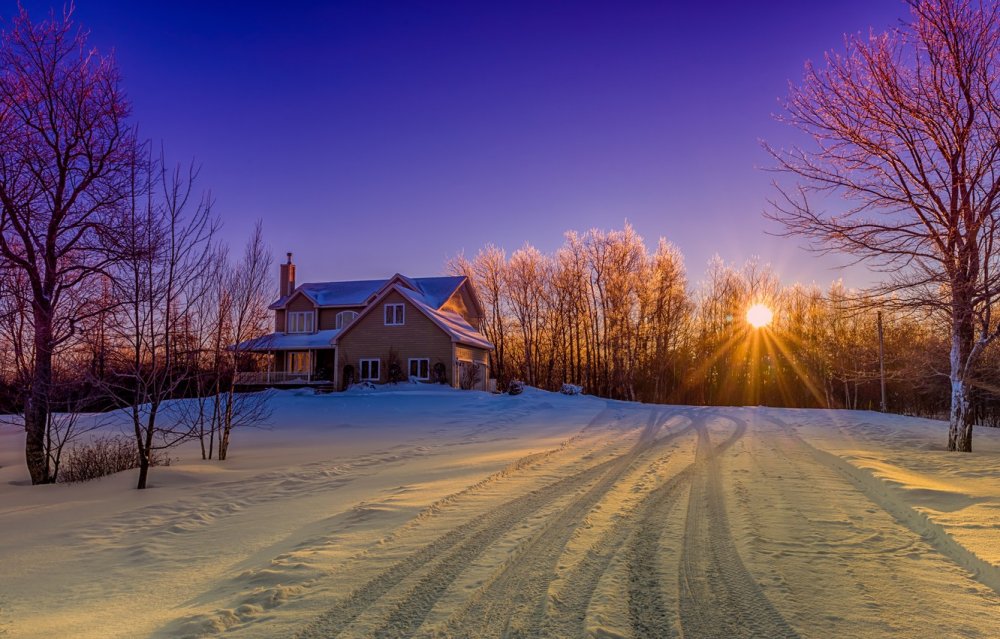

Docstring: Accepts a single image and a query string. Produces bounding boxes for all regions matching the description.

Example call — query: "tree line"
[0,9,273,487]
[450,224,1000,423]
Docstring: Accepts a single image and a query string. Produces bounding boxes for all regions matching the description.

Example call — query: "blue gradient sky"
[17,1,908,286]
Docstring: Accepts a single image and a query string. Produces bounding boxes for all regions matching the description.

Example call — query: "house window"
[360,358,380,381]
[335,311,358,330]
[384,303,405,325]
[288,351,311,374]
[287,311,315,334]
[408,358,430,380]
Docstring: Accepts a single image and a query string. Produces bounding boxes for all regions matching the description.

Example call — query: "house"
[234,254,493,391]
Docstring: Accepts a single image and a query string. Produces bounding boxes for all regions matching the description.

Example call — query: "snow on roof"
[411,276,468,308]
[270,275,466,310]
[395,286,494,350]
[233,329,340,352]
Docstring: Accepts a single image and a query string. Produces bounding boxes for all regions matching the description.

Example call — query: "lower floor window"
[408,358,430,380]
[288,351,311,374]
[360,358,380,381]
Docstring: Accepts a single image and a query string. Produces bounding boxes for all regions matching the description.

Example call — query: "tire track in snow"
[545,410,754,639]
[542,425,697,638]
[673,414,799,639]
[294,406,642,639]
[436,410,690,638]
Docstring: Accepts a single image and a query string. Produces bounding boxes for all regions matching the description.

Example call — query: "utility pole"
[877,310,887,412]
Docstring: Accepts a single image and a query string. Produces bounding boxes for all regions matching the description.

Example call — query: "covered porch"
[232,329,339,387]
[234,348,337,386]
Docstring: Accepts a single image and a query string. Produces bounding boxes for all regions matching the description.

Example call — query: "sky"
[15,1,910,288]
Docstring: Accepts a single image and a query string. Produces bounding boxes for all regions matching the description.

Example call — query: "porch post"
[333,347,339,390]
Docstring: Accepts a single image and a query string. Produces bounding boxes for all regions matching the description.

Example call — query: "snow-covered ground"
[1,387,998,638]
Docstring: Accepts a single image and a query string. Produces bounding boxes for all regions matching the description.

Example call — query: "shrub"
[460,363,483,390]
[386,348,405,384]
[59,435,168,483]
[508,380,525,396]
[560,383,583,395]
[432,362,448,385]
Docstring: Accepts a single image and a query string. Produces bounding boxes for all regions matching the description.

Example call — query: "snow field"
[0,387,999,638]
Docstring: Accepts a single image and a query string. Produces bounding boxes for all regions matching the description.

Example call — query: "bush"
[432,362,448,385]
[59,435,168,483]
[508,380,525,396]
[560,383,583,395]
[460,363,483,390]
[386,348,405,384]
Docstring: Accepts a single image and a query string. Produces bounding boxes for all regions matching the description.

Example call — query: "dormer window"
[287,311,315,334]
[384,303,405,326]
[335,310,358,330]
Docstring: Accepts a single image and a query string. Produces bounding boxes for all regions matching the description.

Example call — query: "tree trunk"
[948,377,974,452]
[136,409,158,489]
[136,455,150,490]
[948,320,975,452]
[25,307,54,484]
[948,280,976,452]
[219,389,234,461]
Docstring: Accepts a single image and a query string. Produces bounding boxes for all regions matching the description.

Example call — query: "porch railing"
[234,371,315,385]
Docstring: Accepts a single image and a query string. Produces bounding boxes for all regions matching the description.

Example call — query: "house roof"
[269,275,467,310]
[233,329,340,352]
[395,286,494,350]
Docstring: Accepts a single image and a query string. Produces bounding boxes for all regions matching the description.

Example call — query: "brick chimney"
[279,252,296,298]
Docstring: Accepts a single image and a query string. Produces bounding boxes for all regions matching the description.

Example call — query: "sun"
[746,303,774,329]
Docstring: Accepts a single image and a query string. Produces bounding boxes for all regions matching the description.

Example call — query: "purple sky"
[18,1,908,287]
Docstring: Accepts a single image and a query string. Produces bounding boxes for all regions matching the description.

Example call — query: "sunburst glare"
[746,303,774,329]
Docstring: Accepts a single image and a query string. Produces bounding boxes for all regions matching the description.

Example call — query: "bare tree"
[215,222,272,461]
[768,0,1000,450]
[105,149,216,489]
[0,8,136,483]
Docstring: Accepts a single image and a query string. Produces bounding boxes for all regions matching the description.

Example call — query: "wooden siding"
[286,294,316,312]
[456,344,489,364]
[337,290,454,384]
[319,306,365,330]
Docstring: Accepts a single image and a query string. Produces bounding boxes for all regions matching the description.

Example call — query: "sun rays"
[746,304,774,329]
[680,300,833,408]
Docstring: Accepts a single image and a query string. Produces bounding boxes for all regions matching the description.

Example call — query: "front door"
[316,350,336,382]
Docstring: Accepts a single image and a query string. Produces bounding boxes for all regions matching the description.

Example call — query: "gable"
[332,283,492,350]
[285,291,317,313]
[335,289,453,350]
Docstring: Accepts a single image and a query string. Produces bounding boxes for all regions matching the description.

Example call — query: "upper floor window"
[384,303,405,326]
[287,311,315,334]
[335,310,358,330]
